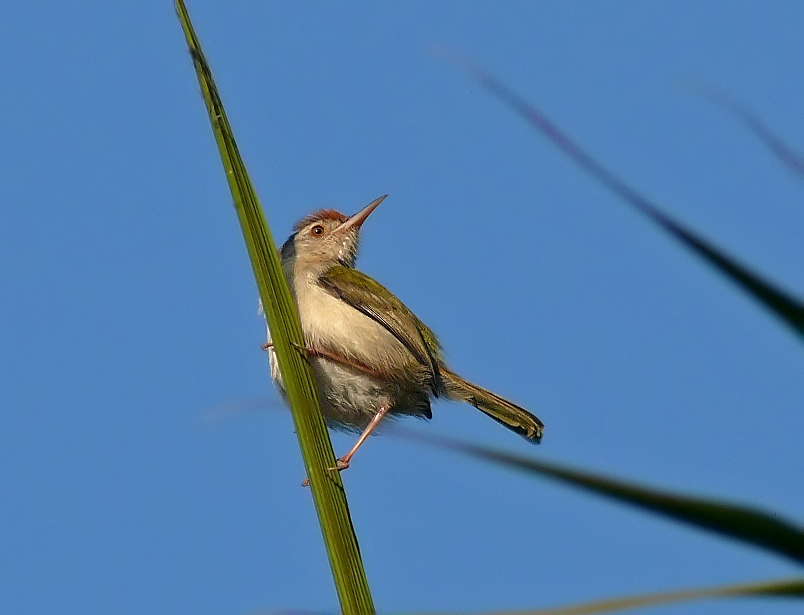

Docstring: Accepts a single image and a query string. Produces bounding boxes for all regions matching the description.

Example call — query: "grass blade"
[689,83,804,177]
[450,58,804,338]
[477,576,804,615]
[402,430,804,564]
[175,3,375,612]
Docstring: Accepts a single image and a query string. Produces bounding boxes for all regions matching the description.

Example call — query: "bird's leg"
[262,340,308,357]
[267,341,391,379]
[300,404,392,487]
[306,346,390,378]
[330,404,392,472]
[261,340,314,363]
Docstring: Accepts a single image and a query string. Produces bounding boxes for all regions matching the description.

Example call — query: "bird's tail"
[441,368,543,444]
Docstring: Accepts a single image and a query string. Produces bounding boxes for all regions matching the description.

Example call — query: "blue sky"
[1,2,803,613]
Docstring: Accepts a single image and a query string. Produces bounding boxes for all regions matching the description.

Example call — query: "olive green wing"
[318,265,444,396]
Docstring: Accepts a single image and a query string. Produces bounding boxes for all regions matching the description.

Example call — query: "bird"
[265,194,543,473]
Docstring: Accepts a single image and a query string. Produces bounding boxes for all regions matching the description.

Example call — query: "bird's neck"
[282,256,338,297]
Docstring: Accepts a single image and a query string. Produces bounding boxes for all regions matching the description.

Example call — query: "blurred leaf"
[485,576,804,615]
[402,430,804,563]
[687,82,804,177]
[449,57,804,338]
[175,2,375,612]
[253,578,804,614]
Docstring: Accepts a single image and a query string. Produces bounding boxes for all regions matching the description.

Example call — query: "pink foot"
[328,457,351,472]
[301,458,350,487]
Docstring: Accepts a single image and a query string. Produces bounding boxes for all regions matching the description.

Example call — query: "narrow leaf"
[402,430,804,563]
[175,3,375,612]
[689,83,804,177]
[450,58,804,338]
[483,576,804,615]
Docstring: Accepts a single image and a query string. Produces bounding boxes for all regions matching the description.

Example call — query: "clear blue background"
[1,2,802,613]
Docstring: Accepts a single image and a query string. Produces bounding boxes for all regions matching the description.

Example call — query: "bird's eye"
[311,225,326,236]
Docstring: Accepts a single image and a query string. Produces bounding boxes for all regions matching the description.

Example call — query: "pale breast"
[262,286,432,430]
[294,276,413,371]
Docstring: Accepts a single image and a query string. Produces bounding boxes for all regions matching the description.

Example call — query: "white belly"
[262,283,432,431]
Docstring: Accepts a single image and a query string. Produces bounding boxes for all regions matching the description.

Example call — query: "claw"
[291,341,310,357]
[328,457,351,472]
[301,457,349,487]
[263,340,312,361]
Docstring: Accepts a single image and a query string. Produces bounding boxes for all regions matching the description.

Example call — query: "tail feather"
[442,369,543,444]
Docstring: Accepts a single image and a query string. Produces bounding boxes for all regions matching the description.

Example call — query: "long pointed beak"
[336,194,388,234]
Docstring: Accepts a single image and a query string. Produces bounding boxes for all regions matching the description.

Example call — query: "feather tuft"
[294,209,349,231]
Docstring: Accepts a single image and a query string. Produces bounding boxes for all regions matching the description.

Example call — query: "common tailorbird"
[265,194,544,473]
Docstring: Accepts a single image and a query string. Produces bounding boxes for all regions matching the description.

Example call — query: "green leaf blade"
[407,431,804,564]
[490,577,804,615]
[454,60,804,339]
[175,3,375,612]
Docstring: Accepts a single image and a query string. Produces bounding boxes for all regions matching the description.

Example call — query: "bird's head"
[280,194,387,272]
